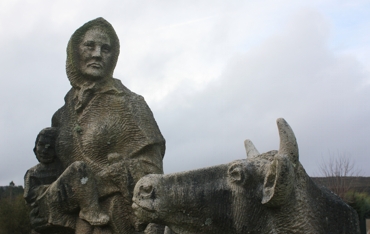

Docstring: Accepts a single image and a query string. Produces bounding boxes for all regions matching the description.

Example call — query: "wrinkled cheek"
[80,52,91,63]
[104,56,114,67]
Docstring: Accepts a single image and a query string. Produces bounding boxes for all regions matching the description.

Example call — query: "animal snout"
[133,174,162,205]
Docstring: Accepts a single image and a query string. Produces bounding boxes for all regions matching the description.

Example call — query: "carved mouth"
[39,154,52,160]
[132,201,161,224]
[40,155,51,159]
[87,62,102,68]
[132,202,156,213]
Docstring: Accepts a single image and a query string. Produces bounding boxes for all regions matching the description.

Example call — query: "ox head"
[132,118,301,233]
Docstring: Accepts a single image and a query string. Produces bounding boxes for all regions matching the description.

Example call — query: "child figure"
[24,127,63,206]
[24,127,109,229]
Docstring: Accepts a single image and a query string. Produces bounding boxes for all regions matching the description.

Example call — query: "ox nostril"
[139,184,154,197]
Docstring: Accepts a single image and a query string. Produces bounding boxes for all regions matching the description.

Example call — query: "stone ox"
[132,118,360,234]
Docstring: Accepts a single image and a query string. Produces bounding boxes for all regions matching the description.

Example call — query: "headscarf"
[65,17,121,111]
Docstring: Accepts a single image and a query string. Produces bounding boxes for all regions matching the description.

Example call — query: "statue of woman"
[26,18,165,234]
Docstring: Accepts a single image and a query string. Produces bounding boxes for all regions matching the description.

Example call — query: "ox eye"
[139,184,154,197]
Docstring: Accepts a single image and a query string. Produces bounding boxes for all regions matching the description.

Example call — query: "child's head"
[34,127,57,164]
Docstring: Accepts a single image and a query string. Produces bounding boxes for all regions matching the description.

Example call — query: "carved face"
[78,27,113,80]
[35,135,55,164]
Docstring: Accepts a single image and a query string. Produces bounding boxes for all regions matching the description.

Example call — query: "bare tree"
[318,152,361,200]
[317,152,370,234]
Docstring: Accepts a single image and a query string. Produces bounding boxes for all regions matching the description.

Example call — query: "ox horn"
[261,118,298,207]
[276,118,299,165]
[244,139,260,158]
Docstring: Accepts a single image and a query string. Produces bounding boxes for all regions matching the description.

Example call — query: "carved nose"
[138,184,154,198]
[92,47,102,57]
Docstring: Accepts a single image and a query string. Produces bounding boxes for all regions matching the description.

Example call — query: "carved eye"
[84,41,95,50]
[101,44,111,53]
[228,163,246,184]
[139,184,154,197]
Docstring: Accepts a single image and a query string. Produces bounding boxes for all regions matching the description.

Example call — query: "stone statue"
[24,127,61,207]
[133,118,360,234]
[24,18,165,234]
[24,127,110,231]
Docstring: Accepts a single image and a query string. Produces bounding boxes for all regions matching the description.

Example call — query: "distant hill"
[312,176,370,194]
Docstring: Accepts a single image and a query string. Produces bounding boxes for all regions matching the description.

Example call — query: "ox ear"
[244,139,260,158]
[261,118,298,207]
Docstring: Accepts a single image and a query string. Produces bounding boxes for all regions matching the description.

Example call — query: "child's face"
[36,135,55,164]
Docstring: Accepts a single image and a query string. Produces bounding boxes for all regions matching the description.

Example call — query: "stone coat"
[24,161,63,205]
[52,78,165,185]
[51,78,165,233]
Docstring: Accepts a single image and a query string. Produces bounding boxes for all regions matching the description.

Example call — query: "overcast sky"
[0,0,369,186]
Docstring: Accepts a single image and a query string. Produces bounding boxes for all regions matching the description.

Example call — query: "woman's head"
[66,18,120,87]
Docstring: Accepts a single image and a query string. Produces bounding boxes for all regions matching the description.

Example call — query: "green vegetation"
[0,185,24,199]
[0,193,31,234]
[346,191,370,218]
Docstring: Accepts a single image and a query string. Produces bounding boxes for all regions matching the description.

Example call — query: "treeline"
[0,184,31,234]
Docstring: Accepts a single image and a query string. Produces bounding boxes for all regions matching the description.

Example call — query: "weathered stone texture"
[24,18,165,234]
[133,118,360,234]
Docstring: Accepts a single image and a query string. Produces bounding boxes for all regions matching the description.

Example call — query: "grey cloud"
[158,9,370,175]
[1,1,369,186]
